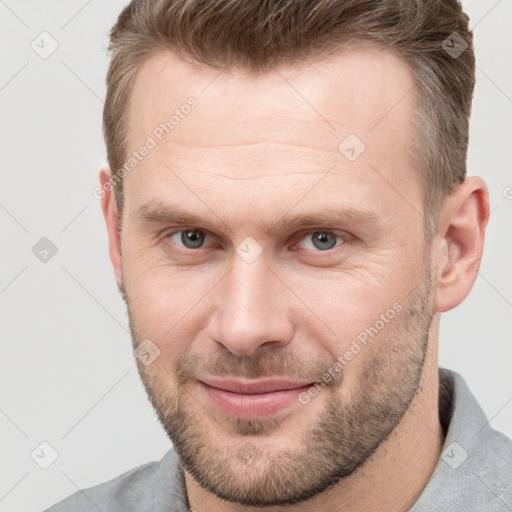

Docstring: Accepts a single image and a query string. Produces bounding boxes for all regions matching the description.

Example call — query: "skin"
[100,48,489,511]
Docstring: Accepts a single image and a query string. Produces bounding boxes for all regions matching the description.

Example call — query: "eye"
[296,231,348,251]
[169,229,207,249]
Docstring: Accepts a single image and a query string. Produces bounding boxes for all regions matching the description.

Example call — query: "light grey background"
[1,1,511,511]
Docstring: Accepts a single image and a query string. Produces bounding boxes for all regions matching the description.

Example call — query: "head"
[99,0,489,507]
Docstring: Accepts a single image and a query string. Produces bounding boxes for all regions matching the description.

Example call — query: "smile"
[198,377,314,418]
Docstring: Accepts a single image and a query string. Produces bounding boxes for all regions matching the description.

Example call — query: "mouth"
[198,377,314,418]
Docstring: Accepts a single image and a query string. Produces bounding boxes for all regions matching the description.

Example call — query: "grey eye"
[176,229,206,249]
[297,231,342,251]
[311,231,337,250]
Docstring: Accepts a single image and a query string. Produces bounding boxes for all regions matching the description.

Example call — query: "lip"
[198,377,313,418]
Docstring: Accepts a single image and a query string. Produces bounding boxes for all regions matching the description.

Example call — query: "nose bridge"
[209,253,293,355]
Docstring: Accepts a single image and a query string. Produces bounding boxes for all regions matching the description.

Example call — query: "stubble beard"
[124,268,434,507]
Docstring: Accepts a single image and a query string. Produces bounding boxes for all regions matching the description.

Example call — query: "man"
[46,0,512,510]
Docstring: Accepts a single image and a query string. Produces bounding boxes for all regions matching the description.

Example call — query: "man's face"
[119,48,434,506]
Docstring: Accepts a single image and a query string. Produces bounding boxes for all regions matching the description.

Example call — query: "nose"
[207,252,294,356]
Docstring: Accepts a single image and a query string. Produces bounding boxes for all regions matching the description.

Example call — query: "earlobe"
[99,167,123,291]
[433,176,489,313]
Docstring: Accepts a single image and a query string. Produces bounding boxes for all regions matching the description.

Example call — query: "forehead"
[123,47,421,231]
[128,47,416,149]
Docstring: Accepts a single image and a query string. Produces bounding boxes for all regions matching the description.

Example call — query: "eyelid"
[293,229,352,251]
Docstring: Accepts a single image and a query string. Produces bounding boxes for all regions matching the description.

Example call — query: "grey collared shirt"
[45,368,512,511]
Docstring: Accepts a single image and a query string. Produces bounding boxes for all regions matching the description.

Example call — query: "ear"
[433,176,490,313]
[99,168,123,292]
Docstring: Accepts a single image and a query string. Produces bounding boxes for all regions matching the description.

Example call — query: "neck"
[185,319,444,512]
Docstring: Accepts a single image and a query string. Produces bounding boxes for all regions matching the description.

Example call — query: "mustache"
[174,347,344,388]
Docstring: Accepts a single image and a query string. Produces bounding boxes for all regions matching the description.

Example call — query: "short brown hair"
[103,0,475,243]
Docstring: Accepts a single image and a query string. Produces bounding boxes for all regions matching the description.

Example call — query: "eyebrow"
[265,208,381,235]
[136,201,381,235]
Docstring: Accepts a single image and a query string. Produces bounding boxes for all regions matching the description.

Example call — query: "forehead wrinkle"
[146,138,345,161]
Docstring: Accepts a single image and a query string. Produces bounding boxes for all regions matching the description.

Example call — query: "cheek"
[123,255,219,356]
[288,260,400,319]
[282,260,410,362]
[125,246,199,309]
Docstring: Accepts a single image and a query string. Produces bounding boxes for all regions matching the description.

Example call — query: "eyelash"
[164,228,352,253]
